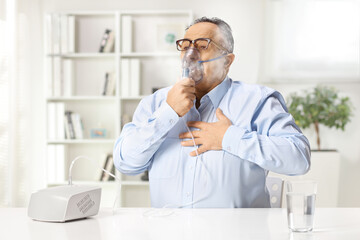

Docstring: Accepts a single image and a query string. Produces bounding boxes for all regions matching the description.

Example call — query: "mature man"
[113,17,310,208]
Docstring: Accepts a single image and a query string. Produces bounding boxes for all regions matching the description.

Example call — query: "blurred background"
[0,0,359,208]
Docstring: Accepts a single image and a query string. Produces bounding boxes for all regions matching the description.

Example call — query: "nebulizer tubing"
[198,53,228,63]
[142,119,212,217]
[68,155,122,213]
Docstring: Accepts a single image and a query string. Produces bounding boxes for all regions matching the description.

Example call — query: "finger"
[184,93,196,101]
[190,145,207,157]
[179,132,191,139]
[216,108,228,121]
[181,77,195,87]
[182,86,196,93]
[179,132,188,139]
[179,130,200,139]
[187,121,206,129]
[181,138,201,147]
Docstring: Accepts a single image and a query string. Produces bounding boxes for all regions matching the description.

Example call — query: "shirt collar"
[205,76,231,109]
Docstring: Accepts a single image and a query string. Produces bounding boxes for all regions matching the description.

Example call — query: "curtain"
[0,0,43,207]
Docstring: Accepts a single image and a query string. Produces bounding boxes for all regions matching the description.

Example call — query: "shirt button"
[189,166,193,170]
[186,192,191,197]
[169,119,174,124]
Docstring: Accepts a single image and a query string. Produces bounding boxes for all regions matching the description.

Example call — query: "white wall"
[29,0,360,206]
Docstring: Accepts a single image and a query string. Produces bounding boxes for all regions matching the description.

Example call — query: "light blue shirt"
[113,77,311,208]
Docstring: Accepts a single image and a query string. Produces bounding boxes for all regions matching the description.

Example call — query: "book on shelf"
[121,59,130,97]
[45,15,54,56]
[52,14,61,54]
[60,14,76,54]
[102,74,109,96]
[121,59,140,97]
[64,111,75,139]
[99,29,115,53]
[62,59,74,96]
[71,113,84,139]
[56,103,65,139]
[100,154,115,181]
[130,59,140,97]
[64,111,84,139]
[102,72,116,96]
[46,14,75,55]
[60,15,68,53]
[47,103,56,140]
[49,58,74,97]
[53,57,62,96]
[46,58,54,97]
[103,30,115,53]
[67,16,75,53]
[47,102,65,140]
[121,16,132,53]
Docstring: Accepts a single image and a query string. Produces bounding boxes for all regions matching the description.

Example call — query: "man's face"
[181,22,228,93]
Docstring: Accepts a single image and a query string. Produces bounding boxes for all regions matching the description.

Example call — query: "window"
[263,0,360,81]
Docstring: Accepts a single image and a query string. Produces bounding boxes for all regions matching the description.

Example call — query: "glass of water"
[286,180,317,232]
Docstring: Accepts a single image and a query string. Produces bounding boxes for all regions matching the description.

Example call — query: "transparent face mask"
[181,47,204,83]
[181,47,229,84]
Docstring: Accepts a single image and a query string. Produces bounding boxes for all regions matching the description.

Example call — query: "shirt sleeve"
[222,91,311,176]
[113,95,179,175]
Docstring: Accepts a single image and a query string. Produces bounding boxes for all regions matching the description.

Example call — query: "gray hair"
[186,17,234,53]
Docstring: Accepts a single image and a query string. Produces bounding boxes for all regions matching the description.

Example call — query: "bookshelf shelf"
[119,10,193,17]
[46,96,118,102]
[44,10,192,208]
[47,53,117,58]
[121,52,179,58]
[56,11,117,16]
[121,181,149,186]
[47,139,116,144]
[47,181,119,187]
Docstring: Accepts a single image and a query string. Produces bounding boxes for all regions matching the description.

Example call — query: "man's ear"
[224,53,235,70]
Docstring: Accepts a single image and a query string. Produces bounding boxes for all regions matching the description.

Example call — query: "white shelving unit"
[44,10,192,207]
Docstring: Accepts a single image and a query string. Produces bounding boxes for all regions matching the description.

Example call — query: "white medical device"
[28,184,101,222]
[27,156,114,222]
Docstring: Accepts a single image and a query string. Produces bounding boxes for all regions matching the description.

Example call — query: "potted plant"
[287,85,353,151]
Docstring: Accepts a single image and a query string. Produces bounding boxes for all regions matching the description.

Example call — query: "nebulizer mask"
[182,47,204,82]
[181,46,228,83]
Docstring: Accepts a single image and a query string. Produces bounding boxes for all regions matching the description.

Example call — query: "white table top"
[1,208,360,240]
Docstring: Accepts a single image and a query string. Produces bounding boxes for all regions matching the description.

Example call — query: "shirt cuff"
[222,125,247,155]
[153,100,179,129]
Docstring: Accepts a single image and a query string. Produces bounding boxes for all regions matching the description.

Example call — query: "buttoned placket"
[182,95,215,207]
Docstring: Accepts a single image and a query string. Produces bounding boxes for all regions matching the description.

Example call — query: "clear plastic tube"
[68,155,121,214]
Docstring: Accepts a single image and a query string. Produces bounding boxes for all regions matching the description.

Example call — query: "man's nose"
[185,47,200,61]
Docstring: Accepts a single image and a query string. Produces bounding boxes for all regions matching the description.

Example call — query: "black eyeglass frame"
[176,38,230,53]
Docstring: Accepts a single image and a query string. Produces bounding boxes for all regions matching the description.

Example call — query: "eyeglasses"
[176,38,229,53]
